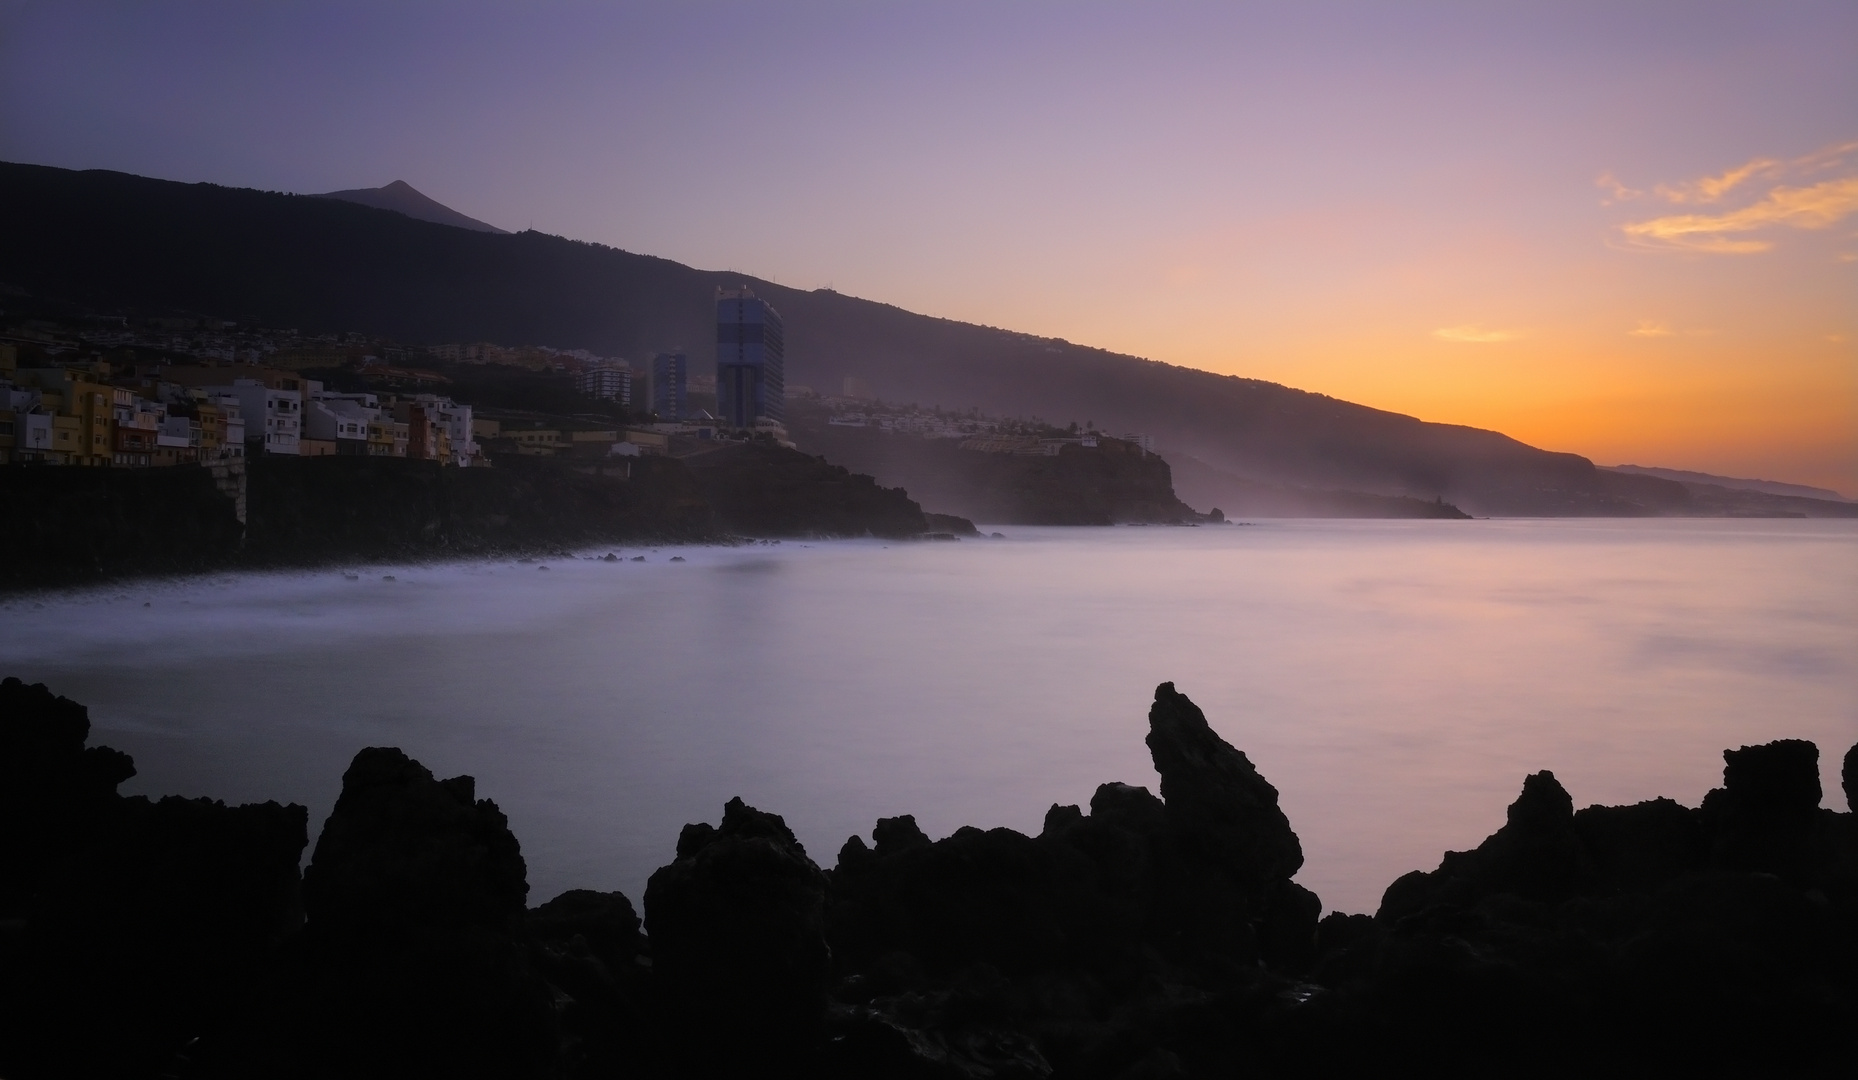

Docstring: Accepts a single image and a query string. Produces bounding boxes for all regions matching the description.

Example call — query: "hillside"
[0,160,1719,516]
[1608,465,1851,503]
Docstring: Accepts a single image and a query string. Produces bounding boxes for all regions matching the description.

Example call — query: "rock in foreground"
[2,677,1854,1078]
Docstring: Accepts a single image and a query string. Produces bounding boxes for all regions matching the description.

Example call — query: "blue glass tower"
[715,288,784,428]
[651,351,687,419]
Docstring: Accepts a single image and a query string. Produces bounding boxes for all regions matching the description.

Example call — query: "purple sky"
[3,1,1853,486]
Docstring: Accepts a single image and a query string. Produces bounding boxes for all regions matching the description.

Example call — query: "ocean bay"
[3,519,1852,915]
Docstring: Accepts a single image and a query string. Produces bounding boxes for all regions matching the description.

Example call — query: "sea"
[3,519,1853,916]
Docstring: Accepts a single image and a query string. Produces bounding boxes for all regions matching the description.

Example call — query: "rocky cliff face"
[1,447,948,590]
[3,678,1854,1078]
[0,464,244,589]
[680,442,933,538]
[790,421,1202,525]
[244,454,715,561]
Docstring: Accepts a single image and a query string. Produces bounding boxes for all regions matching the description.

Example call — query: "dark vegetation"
[3,676,1852,1078]
[0,448,956,591]
[9,160,1847,517]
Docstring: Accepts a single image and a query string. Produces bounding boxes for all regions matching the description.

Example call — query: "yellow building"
[51,414,82,464]
[365,418,409,457]
[15,368,114,466]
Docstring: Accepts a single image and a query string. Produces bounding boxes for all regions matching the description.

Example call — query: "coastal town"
[0,299,1157,474]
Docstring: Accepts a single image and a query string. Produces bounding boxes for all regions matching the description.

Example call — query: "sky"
[2,1,1854,490]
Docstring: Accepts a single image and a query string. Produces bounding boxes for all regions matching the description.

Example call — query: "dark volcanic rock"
[210,747,555,1080]
[1847,741,1858,812]
[644,796,833,1069]
[525,889,652,1078]
[1572,796,1706,894]
[825,684,1320,1075]
[1708,738,1822,825]
[0,676,135,913]
[7,677,1856,1078]
[0,677,309,1080]
[1326,739,1858,1076]
[1145,681,1306,959]
[302,747,529,933]
[1377,770,1598,922]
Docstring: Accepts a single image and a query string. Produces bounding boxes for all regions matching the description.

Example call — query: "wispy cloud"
[1433,324,1521,343]
[1596,171,1641,204]
[1629,320,1674,338]
[1620,169,1858,254]
[1654,156,1779,205]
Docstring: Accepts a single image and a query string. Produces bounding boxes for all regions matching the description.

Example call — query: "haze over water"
[3,520,1853,915]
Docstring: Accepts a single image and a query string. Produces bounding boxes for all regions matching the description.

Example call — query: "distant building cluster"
[0,343,482,468]
[818,395,1154,458]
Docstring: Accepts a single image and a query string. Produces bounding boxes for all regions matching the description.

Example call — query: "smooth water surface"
[3,519,1854,914]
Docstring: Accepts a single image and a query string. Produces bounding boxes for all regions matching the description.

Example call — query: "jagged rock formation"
[643,797,833,1070]
[1330,742,1858,1076]
[213,748,557,1079]
[3,676,1854,1078]
[0,678,307,1080]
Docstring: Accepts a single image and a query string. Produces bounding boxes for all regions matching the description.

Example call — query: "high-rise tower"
[651,351,687,419]
[715,288,783,428]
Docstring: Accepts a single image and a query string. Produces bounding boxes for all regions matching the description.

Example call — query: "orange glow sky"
[3,2,1853,491]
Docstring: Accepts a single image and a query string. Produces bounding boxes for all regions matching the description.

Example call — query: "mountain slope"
[314,180,508,233]
[1608,465,1850,503]
[0,160,1692,515]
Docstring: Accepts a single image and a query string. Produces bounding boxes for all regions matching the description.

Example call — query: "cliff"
[0,463,245,588]
[242,454,714,562]
[3,677,1852,1077]
[790,420,1204,525]
[0,447,949,591]
[680,442,941,539]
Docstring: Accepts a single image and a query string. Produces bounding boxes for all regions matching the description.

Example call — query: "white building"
[409,393,478,466]
[206,379,302,455]
[304,396,376,455]
[577,364,632,404]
